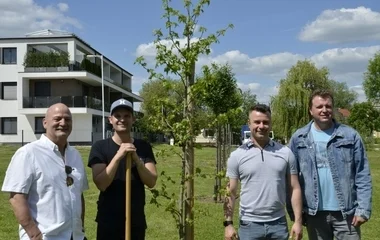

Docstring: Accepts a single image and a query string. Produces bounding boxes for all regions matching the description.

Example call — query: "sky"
[1,0,380,109]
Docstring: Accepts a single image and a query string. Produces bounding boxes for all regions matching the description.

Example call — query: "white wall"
[69,114,92,142]
[0,42,27,81]
[0,113,94,144]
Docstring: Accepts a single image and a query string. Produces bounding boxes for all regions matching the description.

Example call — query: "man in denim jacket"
[288,89,372,240]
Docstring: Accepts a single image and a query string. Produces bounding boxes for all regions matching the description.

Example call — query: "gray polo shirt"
[227,139,297,222]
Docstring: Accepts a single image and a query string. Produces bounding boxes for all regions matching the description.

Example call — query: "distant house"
[337,108,351,118]
[0,29,143,144]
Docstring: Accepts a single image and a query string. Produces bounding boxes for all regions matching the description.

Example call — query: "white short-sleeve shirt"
[2,135,89,240]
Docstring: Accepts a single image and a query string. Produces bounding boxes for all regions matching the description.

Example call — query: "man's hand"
[352,216,367,227]
[116,143,136,159]
[26,227,42,240]
[290,222,303,240]
[224,225,238,240]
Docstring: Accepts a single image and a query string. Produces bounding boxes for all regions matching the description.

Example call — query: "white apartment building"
[0,29,143,144]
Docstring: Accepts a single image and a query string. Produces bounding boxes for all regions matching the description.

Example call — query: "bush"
[80,58,101,77]
[24,51,69,67]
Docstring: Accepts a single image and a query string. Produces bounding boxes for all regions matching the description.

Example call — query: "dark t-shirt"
[88,138,156,229]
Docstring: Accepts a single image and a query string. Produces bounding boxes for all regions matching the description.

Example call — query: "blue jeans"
[306,211,360,240]
[238,216,289,240]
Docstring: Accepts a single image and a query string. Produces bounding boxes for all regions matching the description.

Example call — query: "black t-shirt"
[88,138,156,229]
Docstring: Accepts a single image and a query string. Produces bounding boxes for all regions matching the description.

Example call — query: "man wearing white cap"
[88,98,157,240]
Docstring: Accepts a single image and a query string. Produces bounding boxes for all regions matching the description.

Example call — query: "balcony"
[23,51,132,93]
[23,96,110,111]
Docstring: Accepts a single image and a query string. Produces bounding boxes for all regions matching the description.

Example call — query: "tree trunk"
[222,124,226,171]
[184,62,195,240]
[217,124,222,202]
[214,126,220,203]
[179,146,186,240]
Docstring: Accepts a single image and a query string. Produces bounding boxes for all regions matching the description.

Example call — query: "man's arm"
[91,151,124,191]
[288,174,303,240]
[9,193,42,240]
[353,134,372,224]
[286,136,298,220]
[135,160,157,188]
[224,178,238,240]
[288,174,302,224]
[224,178,238,220]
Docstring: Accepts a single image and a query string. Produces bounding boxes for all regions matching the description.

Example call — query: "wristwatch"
[223,220,233,227]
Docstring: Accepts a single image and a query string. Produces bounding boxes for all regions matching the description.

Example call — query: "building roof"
[337,108,351,118]
[0,29,133,76]
[25,29,73,37]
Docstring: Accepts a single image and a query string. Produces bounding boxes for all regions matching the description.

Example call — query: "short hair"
[309,89,334,109]
[249,104,271,115]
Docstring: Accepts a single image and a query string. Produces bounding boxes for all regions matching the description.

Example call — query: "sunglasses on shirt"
[65,165,74,186]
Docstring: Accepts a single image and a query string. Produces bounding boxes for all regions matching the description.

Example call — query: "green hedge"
[24,51,69,67]
[80,58,101,77]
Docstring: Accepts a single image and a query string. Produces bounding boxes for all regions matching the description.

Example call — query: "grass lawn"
[0,144,379,239]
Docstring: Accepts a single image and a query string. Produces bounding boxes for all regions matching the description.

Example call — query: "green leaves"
[363,52,380,104]
[197,63,242,117]
[271,60,332,139]
[348,102,380,137]
[135,1,233,238]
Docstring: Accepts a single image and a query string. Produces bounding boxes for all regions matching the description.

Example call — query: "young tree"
[135,0,232,239]
[196,63,242,202]
[363,52,380,104]
[138,78,184,138]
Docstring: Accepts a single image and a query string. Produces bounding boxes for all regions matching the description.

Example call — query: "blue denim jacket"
[288,121,372,220]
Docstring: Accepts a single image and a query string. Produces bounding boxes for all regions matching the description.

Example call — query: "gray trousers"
[306,211,361,240]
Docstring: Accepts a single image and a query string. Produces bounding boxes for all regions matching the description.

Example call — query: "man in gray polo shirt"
[224,104,303,240]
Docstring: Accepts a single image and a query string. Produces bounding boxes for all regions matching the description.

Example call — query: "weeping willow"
[271,60,331,140]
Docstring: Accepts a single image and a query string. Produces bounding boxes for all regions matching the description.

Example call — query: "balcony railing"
[24,61,132,93]
[24,61,82,73]
[23,96,110,111]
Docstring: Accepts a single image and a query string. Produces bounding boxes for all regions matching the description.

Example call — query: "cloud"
[237,82,278,104]
[132,76,149,89]
[350,85,366,102]
[238,82,261,91]
[299,6,380,43]
[0,0,81,37]
[136,35,379,81]
[135,37,200,63]
[136,39,304,77]
[311,46,380,75]
[134,41,378,104]
[57,3,69,12]
[209,51,304,76]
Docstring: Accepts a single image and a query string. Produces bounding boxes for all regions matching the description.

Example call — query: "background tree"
[196,63,242,202]
[135,0,233,239]
[348,102,380,138]
[328,80,357,109]
[138,78,184,140]
[271,60,331,140]
[363,52,380,104]
[240,89,258,117]
[228,89,257,144]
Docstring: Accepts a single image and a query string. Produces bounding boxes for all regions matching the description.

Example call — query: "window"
[35,117,45,134]
[2,48,17,64]
[1,117,17,134]
[1,82,17,100]
[34,81,51,97]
